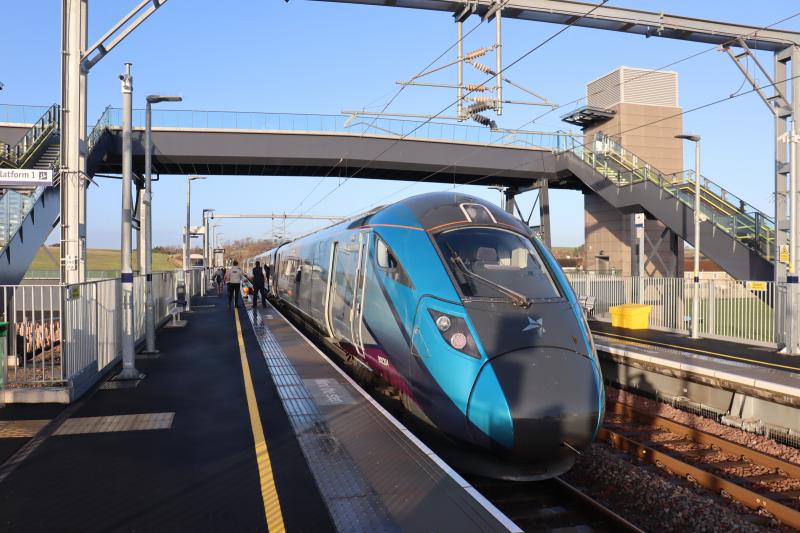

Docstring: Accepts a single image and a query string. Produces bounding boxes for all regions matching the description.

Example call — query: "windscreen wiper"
[446,246,531,308]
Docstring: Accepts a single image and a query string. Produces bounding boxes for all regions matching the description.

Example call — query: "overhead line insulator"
[464,84,490,92]
[466,101,495,114]
[464,47,490,60]
[469,96,495,104]
[468,60,496,76]
[470,112,497,129]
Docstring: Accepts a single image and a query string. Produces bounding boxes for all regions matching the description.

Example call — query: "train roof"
[249,192,531,261]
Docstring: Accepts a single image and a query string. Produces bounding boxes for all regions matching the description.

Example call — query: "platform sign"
[780,245,790,264]
[746,281,768,292]
[634,213,645,238]
[66,285,80,300]
[213,248,224,268]
[0,168,53,188]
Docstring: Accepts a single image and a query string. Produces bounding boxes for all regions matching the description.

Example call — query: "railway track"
[603,400,800,530]
[469,475,643,532]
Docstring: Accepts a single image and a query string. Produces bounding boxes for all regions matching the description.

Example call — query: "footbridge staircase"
[554,134,775,281]
[0,105,112,284]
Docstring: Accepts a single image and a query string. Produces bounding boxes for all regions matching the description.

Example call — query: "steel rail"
[608,401,800,479]
[602,401,800,529]
[552,477,645,533]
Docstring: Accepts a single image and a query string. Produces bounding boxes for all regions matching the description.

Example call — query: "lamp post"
[117,63,141,380]
[141,94,181,355]
[185,175,206,311]
[211,224,220,267]
[676,134,701,339]
[202,209,214,289]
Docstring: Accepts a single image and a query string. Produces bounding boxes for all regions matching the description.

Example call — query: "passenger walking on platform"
[251,261,268,308]
[214,267,224,296]
[225,261,243,309]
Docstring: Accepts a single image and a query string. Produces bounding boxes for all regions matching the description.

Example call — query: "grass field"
[29,246,180,273]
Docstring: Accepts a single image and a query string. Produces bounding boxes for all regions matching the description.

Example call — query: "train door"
[324,242,338,337]
[351,231,370,359]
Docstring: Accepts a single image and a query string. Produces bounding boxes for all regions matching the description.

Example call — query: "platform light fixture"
[141,94,183,354]
[185,175,206,312]
[676,133,701,339]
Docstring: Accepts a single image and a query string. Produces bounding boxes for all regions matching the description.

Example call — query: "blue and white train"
[253,192,604,479]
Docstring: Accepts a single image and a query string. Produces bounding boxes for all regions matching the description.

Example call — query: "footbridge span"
[0,105,776,286]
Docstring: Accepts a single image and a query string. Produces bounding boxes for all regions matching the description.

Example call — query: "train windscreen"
[435,227,560,301]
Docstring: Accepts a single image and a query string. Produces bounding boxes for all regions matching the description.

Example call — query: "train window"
[435,227,560,300]
[460,203,496,224]
[376,238,397,269]
[375,236,412,288]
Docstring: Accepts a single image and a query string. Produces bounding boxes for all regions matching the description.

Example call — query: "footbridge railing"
[0,104,60,168]
[561,135,775,262]
[99,107,574,150]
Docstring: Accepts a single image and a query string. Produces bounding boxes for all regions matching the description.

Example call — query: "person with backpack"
[214,267,224,296]
[225,261,244,309]
[251,261,268,308]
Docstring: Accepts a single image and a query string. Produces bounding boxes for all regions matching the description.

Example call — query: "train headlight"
[449,332,467,350]
[428,310,481,359]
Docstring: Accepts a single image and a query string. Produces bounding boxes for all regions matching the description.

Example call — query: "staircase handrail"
[0,104,60,168]
[0,105,113,251]
[559,134,775,261]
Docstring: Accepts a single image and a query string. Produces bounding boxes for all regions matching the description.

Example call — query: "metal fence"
[566,273,782,348]
[1,271,192,396]
[0,284,62,386]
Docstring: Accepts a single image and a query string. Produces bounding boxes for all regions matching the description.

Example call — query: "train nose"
[468,347,602,464]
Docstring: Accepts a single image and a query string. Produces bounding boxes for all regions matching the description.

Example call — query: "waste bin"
[609,304,651,330]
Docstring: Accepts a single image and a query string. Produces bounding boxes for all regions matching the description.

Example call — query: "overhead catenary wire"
[286,18,487,225]
[447,72,800,200]
[303,0,612,219]
[343,7,800,215]
[515,7,800,131]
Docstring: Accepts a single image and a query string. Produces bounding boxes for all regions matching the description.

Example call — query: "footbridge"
[0,104,777,285]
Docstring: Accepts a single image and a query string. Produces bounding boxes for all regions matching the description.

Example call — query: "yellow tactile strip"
[0,420,50,438]
[53,412,175,436]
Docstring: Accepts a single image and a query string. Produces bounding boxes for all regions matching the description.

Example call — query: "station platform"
[590,320,800,406]
[589,320,800,372]
[0,292,517,532]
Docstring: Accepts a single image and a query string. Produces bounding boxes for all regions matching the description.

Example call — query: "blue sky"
[1,0,798,249]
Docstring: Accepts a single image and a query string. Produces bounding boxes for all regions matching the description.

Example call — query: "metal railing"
[567,273,781,348]
[561,135,776,261]
[0,284,62,385]
[98,107,574,150]
[62,271,182,396]
[0,105,111,253]
[25,270,129,281]
[2,271,189,395]
[0,104,53,125]
[0,104,60,167]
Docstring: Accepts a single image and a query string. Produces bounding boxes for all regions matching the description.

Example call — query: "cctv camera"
[119,74,125,81]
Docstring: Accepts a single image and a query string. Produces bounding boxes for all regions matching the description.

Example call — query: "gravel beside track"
[562,443,778,532]
[609,388,800,465]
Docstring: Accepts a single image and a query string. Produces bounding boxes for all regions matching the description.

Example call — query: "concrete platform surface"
[0,291,519,532]
[0,294,332,533]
